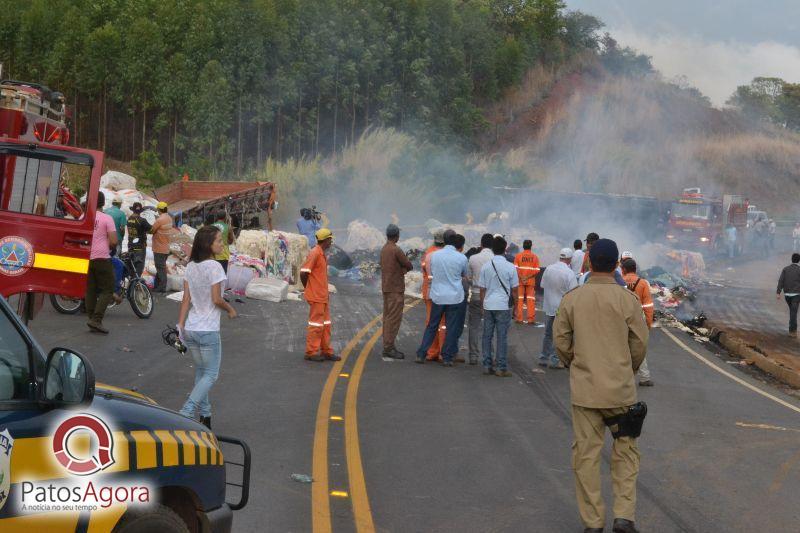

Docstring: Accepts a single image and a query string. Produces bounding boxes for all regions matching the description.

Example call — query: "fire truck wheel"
[128,279,154,319]
[113,504,190,533]
[49,294,83,315]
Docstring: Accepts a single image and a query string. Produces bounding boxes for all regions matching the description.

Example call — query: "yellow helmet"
[157,201,168,210]
[315,228,333,242]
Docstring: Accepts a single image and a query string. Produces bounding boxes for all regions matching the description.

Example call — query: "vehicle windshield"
[671,202,711,220]
[0,302,33,400]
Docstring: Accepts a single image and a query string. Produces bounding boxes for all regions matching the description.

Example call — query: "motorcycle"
[50,252,154,318]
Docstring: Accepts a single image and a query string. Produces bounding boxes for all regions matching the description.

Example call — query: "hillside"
[481,63,800,216]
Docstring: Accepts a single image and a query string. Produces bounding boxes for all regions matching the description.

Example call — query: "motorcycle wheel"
[128,279,154,319]
[50,294,83,315]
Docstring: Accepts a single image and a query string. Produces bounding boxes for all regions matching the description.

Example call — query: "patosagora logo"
[52,413,115,476]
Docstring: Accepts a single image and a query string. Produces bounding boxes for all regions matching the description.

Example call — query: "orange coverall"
[301,245,334,357]
[421,245,445,360]
[514,250,540,323]
[623,272,654,327]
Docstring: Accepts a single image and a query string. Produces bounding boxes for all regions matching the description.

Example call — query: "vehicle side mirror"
[44,348,95,406]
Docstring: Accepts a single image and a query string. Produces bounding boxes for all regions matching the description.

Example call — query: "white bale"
[227,264,256,294]
[100,171,137,191]
[236,230,268,259]
[398,237,426,252]
[404,271,423,299]
[180,225,198,239]
[343,220,384,252]
[245,277,289,303]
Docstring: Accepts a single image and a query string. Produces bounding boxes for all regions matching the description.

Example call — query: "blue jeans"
[180,330,222,419]
[539,314,559,366]
[482,309,511,371]
[417,302,462,362]
[454,300,468,341]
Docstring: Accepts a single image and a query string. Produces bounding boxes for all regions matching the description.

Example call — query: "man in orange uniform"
[300,228,341,362]
[421,229,446,360]
[514,240,540,324]
[621,257,655,387]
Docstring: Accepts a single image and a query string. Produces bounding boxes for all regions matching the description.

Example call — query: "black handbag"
[491,259,514,309]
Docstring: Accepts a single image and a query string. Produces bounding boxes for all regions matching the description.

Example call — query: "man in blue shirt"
[478,236,519,376]
[297,208,321,247]
[416,230,469,366]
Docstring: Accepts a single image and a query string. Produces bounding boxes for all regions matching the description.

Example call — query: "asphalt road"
[29,282,800,532]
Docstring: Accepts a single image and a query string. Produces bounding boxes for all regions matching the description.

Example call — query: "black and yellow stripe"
[9,429,223,485]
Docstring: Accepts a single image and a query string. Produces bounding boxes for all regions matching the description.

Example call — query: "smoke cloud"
[611,29,800,106]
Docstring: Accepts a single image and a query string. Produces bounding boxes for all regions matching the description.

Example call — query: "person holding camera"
[297,207,322,247]
[554,239,649,533]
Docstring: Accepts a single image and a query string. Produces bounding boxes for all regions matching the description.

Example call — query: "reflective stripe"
[323,321,332,325]
[642,303,654,308]
[516,266,539,271]
[300,268,312,273]
[308,321,324,327]
[33,253,89,274]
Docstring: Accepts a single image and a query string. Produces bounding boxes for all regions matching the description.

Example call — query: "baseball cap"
[559,247,574,259]
[588,238,619,272]
[316,228,333,241]
[157,201,168,210]
[621,251,633,259]
[433,228,445,245]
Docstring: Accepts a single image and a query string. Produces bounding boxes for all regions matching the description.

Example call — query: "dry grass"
[489,73,800,215]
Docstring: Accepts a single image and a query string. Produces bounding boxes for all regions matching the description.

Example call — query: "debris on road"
[290,474,313,483]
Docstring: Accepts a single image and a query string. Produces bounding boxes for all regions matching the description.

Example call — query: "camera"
[302,205,322,222]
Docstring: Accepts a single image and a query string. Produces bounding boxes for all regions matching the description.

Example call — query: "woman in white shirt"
[177,225,237,429]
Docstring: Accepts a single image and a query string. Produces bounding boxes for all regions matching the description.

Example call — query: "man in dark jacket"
[380,224,413,358]
[126,202,151,277]
[777,253,800,338]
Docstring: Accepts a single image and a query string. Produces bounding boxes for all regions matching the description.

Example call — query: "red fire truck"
[665,188,749,254]
[0,78,102,319]
[0,77,251,532]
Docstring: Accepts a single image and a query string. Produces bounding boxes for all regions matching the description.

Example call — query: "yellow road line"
[345,327,383,533]
[345,299,421,533]
[662,328,800,415]
[312,313,383,533]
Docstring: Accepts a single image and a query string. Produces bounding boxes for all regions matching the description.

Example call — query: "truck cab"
[666,188,748,255]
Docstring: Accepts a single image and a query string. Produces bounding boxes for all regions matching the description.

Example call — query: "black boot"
[200,416,212,430]
[612,518,639,533]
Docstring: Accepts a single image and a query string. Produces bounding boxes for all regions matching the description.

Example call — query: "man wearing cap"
[301,228,341,362]
[380,224,413,359]
[555,238,649,533]
[126,202,151,277]
[539,247,578,368]
[105,198,127,256]
[420,229,446,360]
[150,201,174,293]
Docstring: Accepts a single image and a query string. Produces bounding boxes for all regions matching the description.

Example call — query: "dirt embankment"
[481,63,800,217]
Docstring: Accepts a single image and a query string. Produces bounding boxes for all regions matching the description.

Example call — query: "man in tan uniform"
[554,239,649,533]
[380,224,413,359]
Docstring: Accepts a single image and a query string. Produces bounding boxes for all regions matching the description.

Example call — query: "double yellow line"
[312,300,419,533]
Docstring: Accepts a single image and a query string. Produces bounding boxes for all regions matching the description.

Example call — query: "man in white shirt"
[571,239,585,278]
[467,233,495,364]
[477,236,519,377]
[540,248,578,368]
